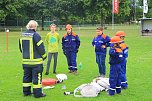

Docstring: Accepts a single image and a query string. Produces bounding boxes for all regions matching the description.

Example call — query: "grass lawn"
[0,24,152,101]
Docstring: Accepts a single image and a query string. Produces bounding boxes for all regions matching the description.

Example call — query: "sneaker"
[68,70,73,73]
[108,94,114,96]
[34,93,46,98]
[53,72,56,74]
[45,72,49,75]
[122,87,128,89]
[116,92,121,95]
[73,71,78,75]
[98,74,105,78]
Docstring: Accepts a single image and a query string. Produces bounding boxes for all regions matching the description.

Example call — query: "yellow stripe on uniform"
[33,73,42,88]
[38,73,41,86]
[37,40,43,46]
[23,58,43,61]
[42,53,47,58]
[20,39,23,51]
[29,38,34,59]
[23,61,44,65]
[33,84,42,88]
[23,83,32,87]
[20,37,34,59]
[22,58,44,65]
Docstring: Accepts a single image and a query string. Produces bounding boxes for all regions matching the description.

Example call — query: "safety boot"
[73,71,78,75]
[24,93,32,96]
[34,93,46,98]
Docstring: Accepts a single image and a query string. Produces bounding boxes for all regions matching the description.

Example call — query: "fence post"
[6,29,9,52]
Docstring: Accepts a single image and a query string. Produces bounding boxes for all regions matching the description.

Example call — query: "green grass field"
[0,25,152,101]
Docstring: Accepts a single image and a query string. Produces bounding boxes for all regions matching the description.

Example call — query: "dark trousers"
[23,65,43,97]
[109,64,121,95]
[96,53,106,75]
[65,51,77,71]
[46,52,58,73]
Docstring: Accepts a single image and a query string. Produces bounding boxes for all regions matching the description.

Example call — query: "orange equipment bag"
[42,78,57,86]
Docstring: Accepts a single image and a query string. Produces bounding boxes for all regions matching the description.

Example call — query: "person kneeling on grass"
[62,24,80,75]
[108,36,123,96]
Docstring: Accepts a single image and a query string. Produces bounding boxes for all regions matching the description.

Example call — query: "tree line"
[0,0,152,26]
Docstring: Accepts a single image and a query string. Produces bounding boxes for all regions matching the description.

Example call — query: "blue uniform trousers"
[120,59,128,88]
[23,65,43,97]
[96,53,106,75]
[65,51,77,71]
[109,64,121,95]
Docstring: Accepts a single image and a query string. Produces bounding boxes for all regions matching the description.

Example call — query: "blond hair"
[26,20,39,30]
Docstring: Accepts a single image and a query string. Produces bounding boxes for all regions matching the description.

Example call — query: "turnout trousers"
[22,65,43,97]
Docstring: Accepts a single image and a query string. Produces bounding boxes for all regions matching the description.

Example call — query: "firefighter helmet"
[115,31,126,37]
[110,36,122,43]
[66,24,72,29]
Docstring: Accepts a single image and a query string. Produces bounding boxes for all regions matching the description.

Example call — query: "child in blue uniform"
[116,31,129,89]
[62,24,80,75]
[92,27,110,77]
[109,36,123,96]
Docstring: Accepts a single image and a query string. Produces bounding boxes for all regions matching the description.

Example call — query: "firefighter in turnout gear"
[19,20,47,98]
[109,36,123,96]
[62,24,80,75]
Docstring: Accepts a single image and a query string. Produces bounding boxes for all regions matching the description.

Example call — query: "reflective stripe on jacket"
[19,29,47,66]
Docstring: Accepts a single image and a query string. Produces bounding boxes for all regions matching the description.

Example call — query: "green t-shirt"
[45,32,60,53]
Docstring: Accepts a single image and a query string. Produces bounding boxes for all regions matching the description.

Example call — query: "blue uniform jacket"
[120,42,128,59]
[110,42,128,59]
[92,34,110,54]
[19,29,47,67]
[109,48,123,64]
[62,32,80,52]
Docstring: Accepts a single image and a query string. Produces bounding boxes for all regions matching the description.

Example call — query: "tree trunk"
[42,16,44,30]
[100,17,103,27]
